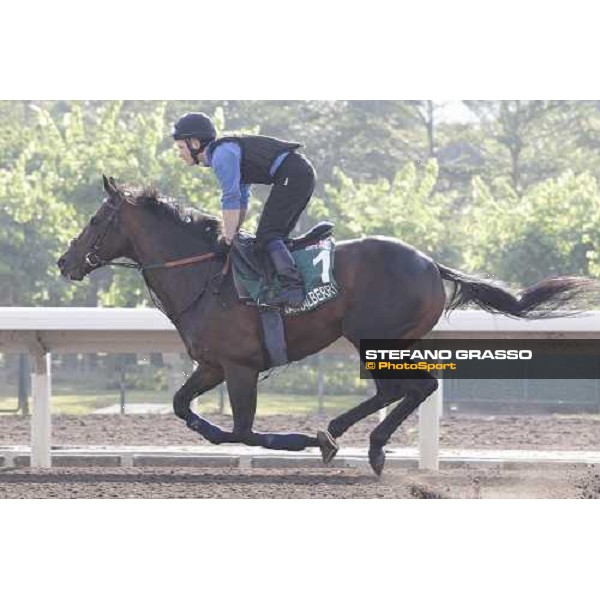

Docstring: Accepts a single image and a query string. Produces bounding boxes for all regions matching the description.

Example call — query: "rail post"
[418,374,443,470]
[31,351,52,468]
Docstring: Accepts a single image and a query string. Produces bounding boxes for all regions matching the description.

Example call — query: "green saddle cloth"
[233,237,339,316]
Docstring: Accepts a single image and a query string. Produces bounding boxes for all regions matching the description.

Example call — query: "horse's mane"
[121,184,222,243]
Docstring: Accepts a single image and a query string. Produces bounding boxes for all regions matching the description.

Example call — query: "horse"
[58,176,597,474]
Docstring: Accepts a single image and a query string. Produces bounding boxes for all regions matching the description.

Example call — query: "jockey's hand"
[215,236,231,256]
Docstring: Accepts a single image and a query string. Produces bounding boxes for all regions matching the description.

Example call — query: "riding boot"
[266,239,305,308]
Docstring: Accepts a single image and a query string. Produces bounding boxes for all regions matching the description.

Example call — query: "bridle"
[82,188,230,324]
[84,190,226,273]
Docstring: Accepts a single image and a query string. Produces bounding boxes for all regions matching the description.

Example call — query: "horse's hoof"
[317,430,339,464]
[369,446,386,476]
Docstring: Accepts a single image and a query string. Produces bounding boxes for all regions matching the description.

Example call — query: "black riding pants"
[255,152,316,247]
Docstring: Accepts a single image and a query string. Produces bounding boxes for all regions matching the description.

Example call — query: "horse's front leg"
[224,364,338,462]
[173,362,237,445]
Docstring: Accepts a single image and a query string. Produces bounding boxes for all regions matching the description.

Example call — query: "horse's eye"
[90,217,98,226]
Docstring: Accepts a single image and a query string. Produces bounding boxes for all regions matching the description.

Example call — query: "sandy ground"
[0,464,598,498]
[2,413,600,498]
[2,412,600,449]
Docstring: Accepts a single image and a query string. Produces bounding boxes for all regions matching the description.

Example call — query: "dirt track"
[2,412,600,449]
[0,464,598,498]
[2,413,600,498]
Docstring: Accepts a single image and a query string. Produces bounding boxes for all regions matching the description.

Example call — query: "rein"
[96,250,224,272]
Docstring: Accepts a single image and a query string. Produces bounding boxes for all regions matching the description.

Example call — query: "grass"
[0,387,364,416]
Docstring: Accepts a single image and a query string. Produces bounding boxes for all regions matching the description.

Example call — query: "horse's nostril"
[57,256,66,269]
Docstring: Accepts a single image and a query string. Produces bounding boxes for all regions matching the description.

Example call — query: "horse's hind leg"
[327,377,405,440]
[330,244,445,445]
[368,373,438,475]
[326,333,424,441]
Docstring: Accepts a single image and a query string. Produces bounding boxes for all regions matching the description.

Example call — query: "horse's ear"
[102,174,116,196]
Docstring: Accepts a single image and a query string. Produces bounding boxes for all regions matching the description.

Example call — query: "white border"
[1,2,597,598]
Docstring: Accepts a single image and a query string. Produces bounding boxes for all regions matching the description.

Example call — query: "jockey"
[172,111,316,308]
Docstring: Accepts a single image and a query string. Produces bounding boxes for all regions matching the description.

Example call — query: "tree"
[315,159,457,261]
[0,101,222,306]
[462,171,600,286]
[3,99,600,307]
[463,101,599,195]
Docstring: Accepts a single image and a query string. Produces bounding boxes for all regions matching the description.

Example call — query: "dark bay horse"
[58,176,596,474]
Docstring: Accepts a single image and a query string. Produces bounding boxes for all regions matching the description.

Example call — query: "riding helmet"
[172,112,217,141]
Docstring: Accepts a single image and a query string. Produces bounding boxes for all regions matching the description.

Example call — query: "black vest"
[209,135,303,184]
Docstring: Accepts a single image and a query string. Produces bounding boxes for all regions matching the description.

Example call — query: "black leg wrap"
[186,413,227,444]
[244,431,317,451]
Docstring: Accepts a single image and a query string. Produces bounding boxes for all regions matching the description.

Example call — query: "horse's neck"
[125,211,217,319]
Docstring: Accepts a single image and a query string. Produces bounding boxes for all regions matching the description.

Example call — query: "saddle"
[232,221,334,280]
[229,221,339,368]
[230,221,336,306]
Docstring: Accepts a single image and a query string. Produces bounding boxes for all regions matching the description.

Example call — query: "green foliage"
[463,171,600,286]
[320,159,455,258]
[2,100,600,306]
[0,101,222,306]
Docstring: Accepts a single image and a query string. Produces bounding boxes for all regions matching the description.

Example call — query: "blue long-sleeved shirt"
[204,141,288,210]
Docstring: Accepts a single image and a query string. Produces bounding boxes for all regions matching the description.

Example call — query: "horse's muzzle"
[57,255,67,276]
[57,254,85,281]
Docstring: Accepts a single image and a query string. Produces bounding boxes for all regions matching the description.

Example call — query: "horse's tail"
[436,262,597,319]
